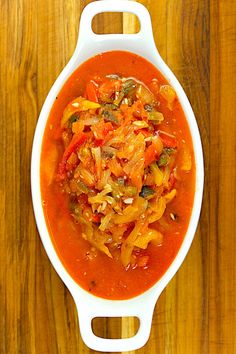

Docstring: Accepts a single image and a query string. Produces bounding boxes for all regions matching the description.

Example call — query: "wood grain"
[0,0,235,353]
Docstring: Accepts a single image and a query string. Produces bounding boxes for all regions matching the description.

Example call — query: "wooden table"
[1,0,236,353]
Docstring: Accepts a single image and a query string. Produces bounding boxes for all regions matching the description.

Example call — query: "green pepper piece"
[157,152,169,167]
[139,185,155,198]
[122,79,137,95]
[102,110,119,124]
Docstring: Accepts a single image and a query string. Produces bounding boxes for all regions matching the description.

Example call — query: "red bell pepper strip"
[86,80,99,103]
[58,132,87,177]
[158,131,177,148]
[144,143,159,168]
[92,213,101,223]
[98,80,122,98]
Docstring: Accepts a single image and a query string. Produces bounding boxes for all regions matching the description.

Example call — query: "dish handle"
[74,294,158,352]
[75,0,157,56]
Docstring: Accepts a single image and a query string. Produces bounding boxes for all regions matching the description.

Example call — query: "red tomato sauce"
[40,51,195,299]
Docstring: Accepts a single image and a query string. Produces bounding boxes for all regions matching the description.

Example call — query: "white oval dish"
[31,1,204,352]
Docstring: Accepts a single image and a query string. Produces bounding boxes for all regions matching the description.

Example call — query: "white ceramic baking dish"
[31,0,204,352]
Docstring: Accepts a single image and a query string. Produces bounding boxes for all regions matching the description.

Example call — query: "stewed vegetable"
[56,74,191,268]
[41,51,195,299]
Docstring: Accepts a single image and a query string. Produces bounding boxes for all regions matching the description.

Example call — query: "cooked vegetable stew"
[41,51,195,299]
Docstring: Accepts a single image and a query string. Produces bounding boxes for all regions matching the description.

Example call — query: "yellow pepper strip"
[164,189,177,204]
[134,229,163,249]
[113,197,148,224]
[148,196,166,223]
[121,222,143,266]
[61,97,100,127]
[150,163,163,186]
